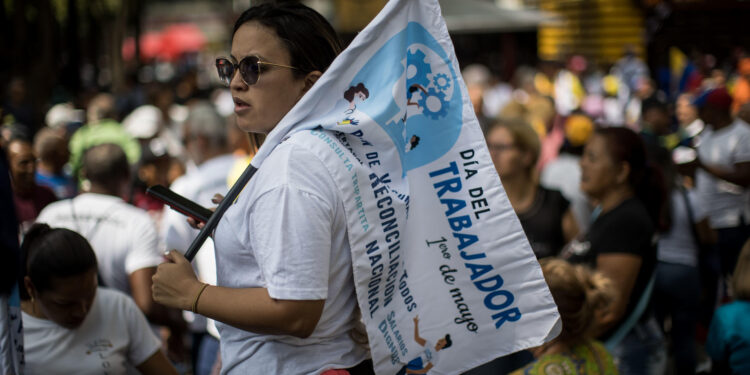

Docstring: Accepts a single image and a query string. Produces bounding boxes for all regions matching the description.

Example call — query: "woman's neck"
[597,185,633,214]
[21,299,46,320]
[502,172,536,213]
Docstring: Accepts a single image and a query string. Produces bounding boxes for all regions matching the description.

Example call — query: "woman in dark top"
[563,127,667,375]
[485,118,578,259]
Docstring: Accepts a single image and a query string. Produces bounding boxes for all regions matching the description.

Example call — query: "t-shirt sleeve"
[118,291,162,366]
[592,207,652,257]
[124,212,164,274]
[248,185,333,300]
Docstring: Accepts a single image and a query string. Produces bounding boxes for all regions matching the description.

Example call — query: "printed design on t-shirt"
[86,339,116,371]
[85,338,113,354]
[536,356,576,375]
[561,236,591,259]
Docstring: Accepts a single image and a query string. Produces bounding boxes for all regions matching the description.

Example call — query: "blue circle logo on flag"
[347,22,463,174]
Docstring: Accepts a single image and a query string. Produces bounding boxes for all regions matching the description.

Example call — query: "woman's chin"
[236,118,274,135]
[235,118,257,133]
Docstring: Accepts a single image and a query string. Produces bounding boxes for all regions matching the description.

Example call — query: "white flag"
[253,0,561,373]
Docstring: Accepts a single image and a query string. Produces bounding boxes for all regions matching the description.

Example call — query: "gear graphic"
[406,49,432,99]
[433,73,450,91]
[418,87,449,120]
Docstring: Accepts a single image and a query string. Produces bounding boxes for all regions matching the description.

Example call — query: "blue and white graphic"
[252,1,561,374]
[343,22,463,173]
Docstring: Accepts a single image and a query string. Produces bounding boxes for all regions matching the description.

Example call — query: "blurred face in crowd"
[7,140,37,194]
[230,22,309,134]
[25,269,97,329]
[486,126,529,179]
[36,134,70,173]
[675,95,698,126]
[635,77,654,99]
[580,134,622,200]
[643,108,671,135]
[468,85,484,116]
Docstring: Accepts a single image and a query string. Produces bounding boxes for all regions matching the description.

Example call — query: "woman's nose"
[72,301,89,317]
[230,68,247,91]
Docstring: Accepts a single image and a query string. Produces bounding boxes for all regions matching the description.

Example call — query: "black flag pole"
[184,164,258,261]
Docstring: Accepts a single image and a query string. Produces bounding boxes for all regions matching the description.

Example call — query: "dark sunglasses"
[215,55,297,86]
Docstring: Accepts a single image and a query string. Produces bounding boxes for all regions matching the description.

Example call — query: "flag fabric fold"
[252,0,560,373]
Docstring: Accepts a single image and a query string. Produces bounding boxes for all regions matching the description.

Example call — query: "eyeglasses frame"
[216,55,298,86]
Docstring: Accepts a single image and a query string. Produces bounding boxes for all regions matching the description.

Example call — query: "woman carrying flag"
[151,3,371,374]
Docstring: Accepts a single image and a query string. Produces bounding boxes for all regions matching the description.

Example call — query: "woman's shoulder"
[259,140,335,180]
[94,288,150,321]
[538,186,570,210]
[248,140,342,207]
[600,198,653,230]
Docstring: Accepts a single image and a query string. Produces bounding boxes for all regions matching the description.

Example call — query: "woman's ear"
[615,162,631,185]
[522,150,536,171]
[300,71,322,96]
[24,276,37,300]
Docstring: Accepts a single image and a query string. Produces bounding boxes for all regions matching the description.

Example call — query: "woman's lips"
[233,97,250,114]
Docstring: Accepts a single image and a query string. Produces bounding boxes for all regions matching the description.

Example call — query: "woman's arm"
[592,253,642,336]
[561,208,579,244]
[412,316,426,347]
[698,160,750,188]
[197,285,324,338]
[152,250,324,338]
[695,218,717,246]
[136,350,179,375]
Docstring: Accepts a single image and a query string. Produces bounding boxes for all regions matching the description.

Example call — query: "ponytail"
[540,258,616,344]
[635,162,669,232]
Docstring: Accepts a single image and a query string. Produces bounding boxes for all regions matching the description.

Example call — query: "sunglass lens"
[239,56,260,85]
[216,59,234,86]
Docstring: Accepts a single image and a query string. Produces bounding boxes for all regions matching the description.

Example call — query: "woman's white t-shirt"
[213,141,368,374]
[22,288,161,375]
[658,189,708,267]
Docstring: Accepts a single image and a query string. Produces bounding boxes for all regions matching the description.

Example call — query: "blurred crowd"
[2,46,750,374]
[466,50,750,375]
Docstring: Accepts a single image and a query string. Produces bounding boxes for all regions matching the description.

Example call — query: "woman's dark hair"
[344,83,369,102]
[19,223,98,300]
[442,334,453,349]
[596,127,668,231]
[232,2,343,79]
